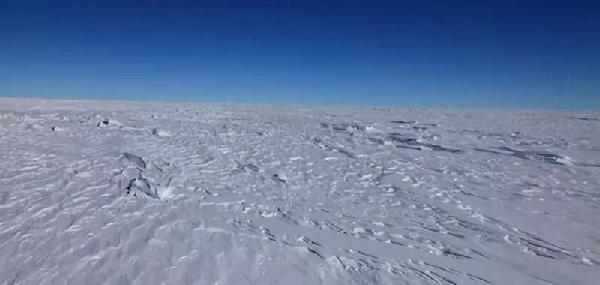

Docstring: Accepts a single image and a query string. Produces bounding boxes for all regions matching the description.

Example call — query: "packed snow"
[1,98,599,284]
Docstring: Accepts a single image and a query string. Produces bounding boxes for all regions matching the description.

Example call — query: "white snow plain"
[1,98,599,285]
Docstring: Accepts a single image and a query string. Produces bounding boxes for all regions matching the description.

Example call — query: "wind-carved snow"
[0,98,599,284]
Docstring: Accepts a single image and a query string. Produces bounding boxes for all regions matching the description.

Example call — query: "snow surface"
[1,98,599,284]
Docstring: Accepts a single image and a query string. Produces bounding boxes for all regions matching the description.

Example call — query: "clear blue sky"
[1,0,599,108]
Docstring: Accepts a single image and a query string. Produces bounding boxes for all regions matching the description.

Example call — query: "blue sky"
[1,0,599,108]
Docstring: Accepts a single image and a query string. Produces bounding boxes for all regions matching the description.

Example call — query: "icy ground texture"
[1,98,599,285]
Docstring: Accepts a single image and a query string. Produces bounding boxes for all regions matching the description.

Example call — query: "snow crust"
[1,98,599,284]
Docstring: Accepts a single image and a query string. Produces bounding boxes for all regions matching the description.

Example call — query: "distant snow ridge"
[96,118,123,128]
[151,128,171,137]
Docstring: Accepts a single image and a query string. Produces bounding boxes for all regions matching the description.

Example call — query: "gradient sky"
[1,0,599,108]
